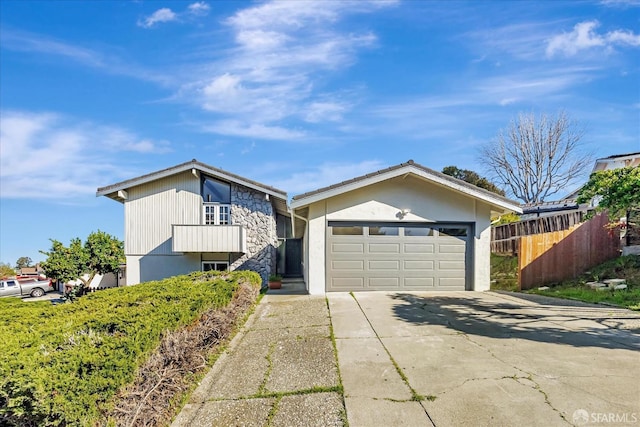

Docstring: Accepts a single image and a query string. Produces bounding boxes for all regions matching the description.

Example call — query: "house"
[591,152,640,172]
[520,152,640,221]
[97,160,291,285]
[98,159,522,293]
[290,160,522,294]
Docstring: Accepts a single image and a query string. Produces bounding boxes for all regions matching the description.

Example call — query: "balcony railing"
[172,225,246,253]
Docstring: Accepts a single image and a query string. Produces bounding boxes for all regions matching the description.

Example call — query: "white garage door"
[326,222,471,292]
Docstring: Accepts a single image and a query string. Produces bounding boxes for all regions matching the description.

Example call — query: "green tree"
[15,256,33,269]
[0,262,15,278]
[40,231,124,296]
[577,166,640,228]
[442,166,506,196]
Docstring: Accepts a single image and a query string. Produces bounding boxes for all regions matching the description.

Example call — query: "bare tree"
[481,111,592,204]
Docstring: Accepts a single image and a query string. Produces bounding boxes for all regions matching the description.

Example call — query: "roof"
[593,152,640,172]
[96,160,289,212]
[290,160,522,214]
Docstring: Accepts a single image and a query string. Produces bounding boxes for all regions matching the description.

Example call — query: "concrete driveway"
[328,291,640,427]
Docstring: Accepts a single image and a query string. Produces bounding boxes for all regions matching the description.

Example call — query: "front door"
[284,238,303,277]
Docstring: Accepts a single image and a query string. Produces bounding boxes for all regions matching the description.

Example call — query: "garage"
[289,160,522,295]
[326,221,471,291]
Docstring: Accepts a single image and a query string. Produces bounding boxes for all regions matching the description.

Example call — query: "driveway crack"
[461,333,571,425]
[350,293,437,426]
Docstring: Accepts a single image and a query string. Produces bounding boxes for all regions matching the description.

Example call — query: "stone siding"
[229,184,277,284]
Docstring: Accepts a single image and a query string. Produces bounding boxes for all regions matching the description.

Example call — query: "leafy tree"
[442,166,506,196]
[481,111,592,203]
[15,256,33,269]
[40,231,124,296]
[0,262,16,278]
[577,166,640,229]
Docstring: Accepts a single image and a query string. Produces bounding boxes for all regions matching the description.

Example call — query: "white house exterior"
[290,160,522,295]
[97,160,289,285]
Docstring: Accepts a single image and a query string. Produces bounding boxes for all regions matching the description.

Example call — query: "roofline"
[96,159,288,201]
[591,152,640,173]
[290,160,522,214]
[596,152,640,161]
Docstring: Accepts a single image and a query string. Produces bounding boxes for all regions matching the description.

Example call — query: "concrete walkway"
[172,290,345,427]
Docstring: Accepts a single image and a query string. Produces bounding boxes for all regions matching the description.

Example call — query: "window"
[369,226,399,236]
[332,226,363,236]
[202,262,229,272]
[404,226,434,237]
[202,176,231,225]
[439,228,468,237]
[204,204,230,225]
[202,177,230,203]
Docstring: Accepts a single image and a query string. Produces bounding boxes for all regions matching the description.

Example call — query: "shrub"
[0,270,261,426]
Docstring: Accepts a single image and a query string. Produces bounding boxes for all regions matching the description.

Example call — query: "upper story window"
[202,176,231,203]
[202,176,231,225]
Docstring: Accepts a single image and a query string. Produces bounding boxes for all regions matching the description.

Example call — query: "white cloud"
[546,20,640,57]
[201,120,305,140]
[304,101,349,123]
[1,29,103,67]
[0,111,171,200]
[1,29,171,85]
[138,2,210,29]
[271,160,386,194]
[599,0,640,7]
[188,2,211,16]
[178,0,394,139]
[137,8,177,29]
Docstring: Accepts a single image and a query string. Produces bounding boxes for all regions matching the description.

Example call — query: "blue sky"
[1,0,639,266]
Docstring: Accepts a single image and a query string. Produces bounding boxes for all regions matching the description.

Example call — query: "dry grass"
[107,280,259,427]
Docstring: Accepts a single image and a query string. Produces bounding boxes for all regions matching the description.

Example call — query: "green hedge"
[0,270,261,426]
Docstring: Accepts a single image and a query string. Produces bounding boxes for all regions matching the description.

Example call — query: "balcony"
[172,225,246,253]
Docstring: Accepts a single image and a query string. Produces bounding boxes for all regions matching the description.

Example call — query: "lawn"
[526,254,640,311]
[490,253,518,292]
[491,253,640,311]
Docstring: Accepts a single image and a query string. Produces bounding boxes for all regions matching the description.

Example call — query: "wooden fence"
[491,210,588,255]
[518,213,620,290]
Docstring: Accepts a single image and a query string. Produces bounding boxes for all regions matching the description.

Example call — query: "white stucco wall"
[302,175,495,294]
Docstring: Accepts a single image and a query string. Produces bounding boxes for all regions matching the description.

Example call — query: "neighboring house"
[521,151,640,220]
[289,160,522,295]
[591,151,640,172]
[64,273,120,291]
[97,160,290,285]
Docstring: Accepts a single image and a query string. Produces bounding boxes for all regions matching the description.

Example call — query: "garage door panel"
[438,278,466,288]
[438,244,465,253]
[369,277,400,288]
[332,243,364,253]
[404,277,435,288]
[404,260,435,270]
[327,222,470,292]
[368,243,400,253]
[332,260,365,270]
[438,260,466,270]
[404,243,435,254]
[331,277,365,289]
[368,260,401,270]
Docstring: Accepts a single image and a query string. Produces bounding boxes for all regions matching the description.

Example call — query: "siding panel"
[125,172,201,255]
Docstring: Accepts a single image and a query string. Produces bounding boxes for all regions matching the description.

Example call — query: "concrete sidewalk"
[172,292,344,427]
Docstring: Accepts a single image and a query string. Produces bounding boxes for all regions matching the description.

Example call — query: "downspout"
[290,207,308,238]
